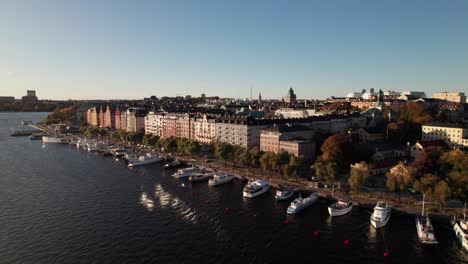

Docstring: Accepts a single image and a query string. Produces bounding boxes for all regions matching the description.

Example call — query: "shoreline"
[35,122,457,220]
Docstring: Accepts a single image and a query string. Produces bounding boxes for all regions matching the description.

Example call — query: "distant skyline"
[1,0,468,100]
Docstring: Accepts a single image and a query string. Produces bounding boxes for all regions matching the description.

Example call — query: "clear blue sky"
[1,0,468,100]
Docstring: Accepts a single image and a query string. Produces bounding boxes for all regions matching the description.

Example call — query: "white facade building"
[422,124,468,148]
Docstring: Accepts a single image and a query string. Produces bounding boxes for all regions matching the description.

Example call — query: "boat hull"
[275,190,294,201]
[208,177,233,186]
[371,212,391,228]
[128,157,163,167]
[416,216,438,245]
[42,136,68,144]
[243,185,270,198]
[286,196,318,214]
[454,221,468,251]
[328,204,353,217]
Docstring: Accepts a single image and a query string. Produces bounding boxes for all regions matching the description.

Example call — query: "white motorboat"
[286,192,319,214]
[275,186,294,201]
[242,180,270,198]
[208,172,234,186]
[416,194,438,244]
[328,200,353,217]
[172,166,202,179]
[453,204,468,251]
[370,201,391,228]
[124,153,140,163]
[128,154,164,167]
[189,172,213,182]
[42,136,68,144]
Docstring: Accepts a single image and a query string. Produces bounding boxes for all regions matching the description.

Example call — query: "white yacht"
[453,204,468,251]
[416,194,438,244]
[208,172,234,186]
[242,180,270,198]
[275,186,294,201]
[172,166,202,179]
[286,192,319,214]
[42,136,68,144]
[328,200,353,217]
[370,201,391,228]
[128,154,164,167]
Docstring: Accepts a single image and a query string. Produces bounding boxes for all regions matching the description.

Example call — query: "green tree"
[315,157,338,184]
[277,151,291,177]
[186,140,201,156]
[434,180,450,209]
[260,152,277,176]
[215,142,232,165]
[249,147,263,168]
[386,170,412,203]
[348,161,370,191]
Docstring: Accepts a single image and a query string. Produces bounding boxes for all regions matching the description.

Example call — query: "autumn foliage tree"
[315,132,352,182]
[387,102,433,143]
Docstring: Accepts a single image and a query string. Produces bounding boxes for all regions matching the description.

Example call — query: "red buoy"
[314,231,318,237]
[344,240,349,248]
[284,219,289,225]
[253,213,257,219]
[383,252,389,257]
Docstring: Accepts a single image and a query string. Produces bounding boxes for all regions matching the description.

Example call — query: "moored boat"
[42,136,68,144]
[416,194,438,244]
[370,201,391,228]
[128,153,164,167]
[242,180,270,198]
[286,192,319,214]
[189,173,213,182]
[453,204,468,251]
[172,166,202,178]
[208,172,234,186]
[164,159,188,170]
[28,133,45,140]
[328,200,353,217]
[275,186,294,201]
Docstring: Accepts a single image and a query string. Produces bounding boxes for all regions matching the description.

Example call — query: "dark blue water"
[0,113,467,264]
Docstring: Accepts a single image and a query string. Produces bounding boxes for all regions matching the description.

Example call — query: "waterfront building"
[126,110,146,132]
[103,105,115,128]
[145,112,165,137]
[114,108,121,130]
[432,92,466,103]
[421,123,468,148]
[98,106,105,127]
[177,113,192,139]
[260,124,315,160]
[214,116,269,148]
[120,110,128,131]
[162,114,178,138]
[86,107,99,126]
[191,115,216,144]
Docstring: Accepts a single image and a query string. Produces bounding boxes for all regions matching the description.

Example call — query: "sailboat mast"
[464,203,466,221]
[421,194,425,217]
